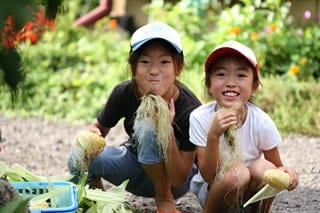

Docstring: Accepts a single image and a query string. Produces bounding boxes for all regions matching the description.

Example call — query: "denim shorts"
[190,179,208,207]
[68,118,197,198]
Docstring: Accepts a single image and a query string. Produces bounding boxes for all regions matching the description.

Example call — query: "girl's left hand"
[279,166,299,191]
[168,98,175,123]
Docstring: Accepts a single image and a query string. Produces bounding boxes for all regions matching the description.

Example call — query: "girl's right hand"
[209,108,238,139]
[88,125,103,136]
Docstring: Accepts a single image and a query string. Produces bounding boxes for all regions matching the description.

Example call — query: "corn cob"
[243,169,290,207]
[75,130,106,159]
[71,130,106,176]
[263,169,290,190]
[30,202,49,208]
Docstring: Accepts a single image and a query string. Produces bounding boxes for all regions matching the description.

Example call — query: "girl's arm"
[166,141,196,186]
[197,133,220,182]
[165,98,196,186]
[263,147,283,167]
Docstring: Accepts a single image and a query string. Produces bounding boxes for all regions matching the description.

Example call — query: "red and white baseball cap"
[205,40,259,73]
[130,22,183,54]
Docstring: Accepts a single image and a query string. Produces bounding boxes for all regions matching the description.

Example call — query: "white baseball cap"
[205,40,259,73]
[130,22,183,54]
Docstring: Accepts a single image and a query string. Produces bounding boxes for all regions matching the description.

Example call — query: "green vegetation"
[1,0,319,136]
[1,162,138,212]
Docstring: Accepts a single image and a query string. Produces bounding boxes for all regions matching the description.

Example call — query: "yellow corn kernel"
[30,202,49,208]
[263,169,290,190]
[76,130,106,158]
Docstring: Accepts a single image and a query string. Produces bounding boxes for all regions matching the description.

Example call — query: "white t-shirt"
[190,101,282,183]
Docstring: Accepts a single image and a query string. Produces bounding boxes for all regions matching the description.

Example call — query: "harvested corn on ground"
[70,130,106,176]
[1,116,319,212]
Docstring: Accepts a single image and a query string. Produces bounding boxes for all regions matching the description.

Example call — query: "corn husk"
[243,169,290,207]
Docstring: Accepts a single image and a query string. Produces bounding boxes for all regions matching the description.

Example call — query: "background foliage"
[1,0,319,136]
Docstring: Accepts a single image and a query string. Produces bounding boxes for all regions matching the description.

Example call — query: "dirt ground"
[0,116,319,212]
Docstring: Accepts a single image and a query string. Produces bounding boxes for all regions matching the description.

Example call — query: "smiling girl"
[189,40,299,212]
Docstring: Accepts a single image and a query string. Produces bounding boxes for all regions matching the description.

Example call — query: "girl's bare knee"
[221,166,250,190]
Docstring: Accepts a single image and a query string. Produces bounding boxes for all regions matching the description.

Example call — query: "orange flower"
[20,30,39,44]
[109,19,118,30]
[1,7,56,48]
[24,21,35,31]
[299,57,307,65]
[250,32,259,40]
[45,19,56,30]
[264,23,278,33]
[288,64,300,76]
[2,16,16,48]
[230,26,241,35]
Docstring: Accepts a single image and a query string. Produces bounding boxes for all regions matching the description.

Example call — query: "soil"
[0,116,319,212]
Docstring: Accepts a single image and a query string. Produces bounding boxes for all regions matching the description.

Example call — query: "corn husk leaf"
[243,184,281,208]
[77,172,88,201]
[5,163,46,181]
[28,185,72,207]
[0,194,32,213]
[2,162,73,182]
[84,179,131,213]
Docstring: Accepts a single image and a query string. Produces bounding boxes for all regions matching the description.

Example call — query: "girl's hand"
[89,125,103,136]
[279,166,299,191]
[168,97,176,124]
[208,108,239,139]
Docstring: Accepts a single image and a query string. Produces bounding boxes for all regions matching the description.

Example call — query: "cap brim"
[131,37,182,53]
[205,47,258,73]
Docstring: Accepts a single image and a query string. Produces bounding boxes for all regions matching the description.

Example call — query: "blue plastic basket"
[11,181,78,213]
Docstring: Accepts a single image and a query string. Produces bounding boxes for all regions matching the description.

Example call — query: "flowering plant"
[2,8,55,49]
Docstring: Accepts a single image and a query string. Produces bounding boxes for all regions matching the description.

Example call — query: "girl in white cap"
[68,22,201,213]
[189,40,299,212]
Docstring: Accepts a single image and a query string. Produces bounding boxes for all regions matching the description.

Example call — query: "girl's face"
[135,42,178,99]
[208,55,259,108]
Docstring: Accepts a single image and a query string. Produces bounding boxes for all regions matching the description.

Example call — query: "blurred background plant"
[1,0,319,135]
[0,0,62,98]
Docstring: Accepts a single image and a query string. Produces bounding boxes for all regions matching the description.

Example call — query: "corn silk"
[133,92,172,160]
[216,102,244,180]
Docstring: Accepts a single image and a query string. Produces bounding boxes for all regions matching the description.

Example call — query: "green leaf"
[0,195,32,213]
[29,185,72,207]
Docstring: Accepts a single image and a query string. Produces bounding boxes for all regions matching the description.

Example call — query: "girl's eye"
[138,59,149,64]
[238,71,249,77]
[161,60,170,64]
[212,71,225,76]
[159,56,172,64]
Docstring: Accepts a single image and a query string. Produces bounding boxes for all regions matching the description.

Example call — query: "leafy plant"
[1,161,139,213]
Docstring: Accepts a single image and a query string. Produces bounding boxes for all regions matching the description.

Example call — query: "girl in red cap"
[189,40,299,212]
